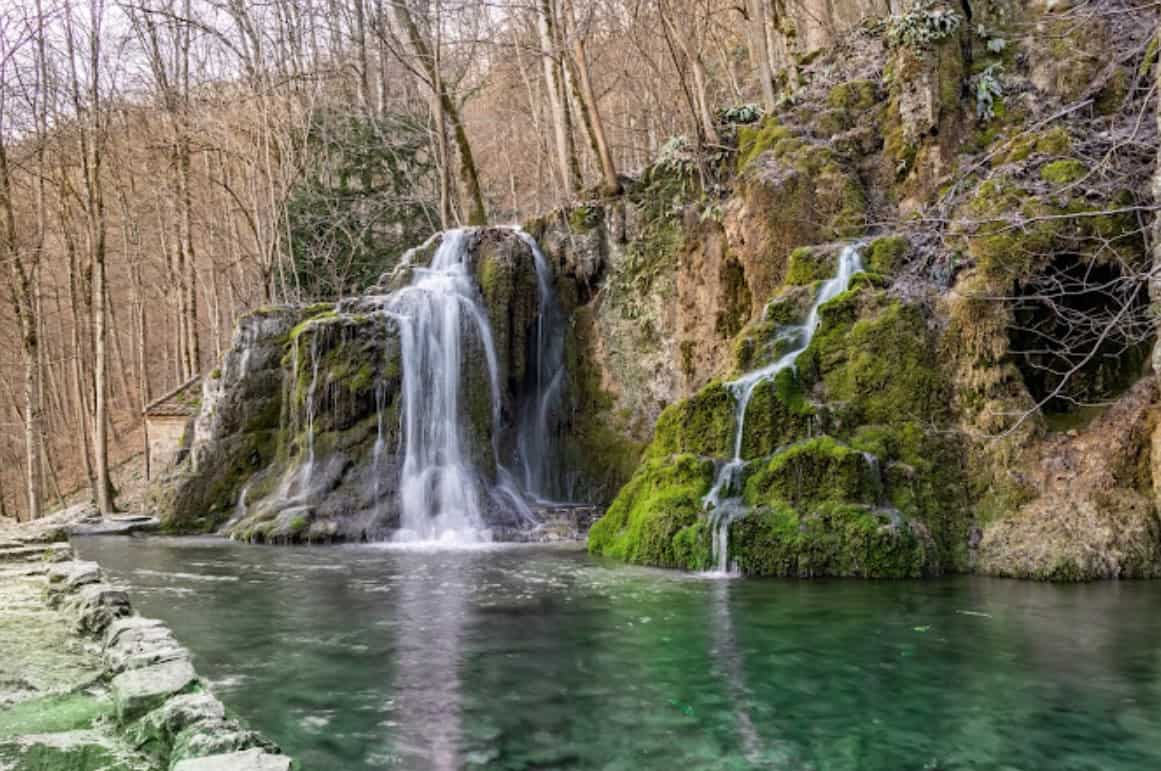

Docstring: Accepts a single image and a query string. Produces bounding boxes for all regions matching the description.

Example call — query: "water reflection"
[388,552,474,770]
[74,537,1161,771]
[707,581,763,764]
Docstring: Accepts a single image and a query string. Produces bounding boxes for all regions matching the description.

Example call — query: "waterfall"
[379,227,564,543]
[513,229,567,503]
[703,244,864,575]
[302,335,321,491]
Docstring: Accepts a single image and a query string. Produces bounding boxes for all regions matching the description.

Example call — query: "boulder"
[110,659,198,723]
[104,617,190,674]
[65,583,131,637]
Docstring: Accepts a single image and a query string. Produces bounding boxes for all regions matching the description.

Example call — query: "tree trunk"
[391,2,487,225]
[566,14,620,195]
[0,142,42,521]
[537,0,579,199]
[749,0,778,112]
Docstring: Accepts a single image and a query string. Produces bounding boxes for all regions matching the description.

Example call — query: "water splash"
[702,243,864,576]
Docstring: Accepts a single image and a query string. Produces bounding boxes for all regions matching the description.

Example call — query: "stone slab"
[172,749,292,771]
[111,659,198,723]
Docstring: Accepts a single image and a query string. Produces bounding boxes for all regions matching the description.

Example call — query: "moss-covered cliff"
[580,0,1161,580]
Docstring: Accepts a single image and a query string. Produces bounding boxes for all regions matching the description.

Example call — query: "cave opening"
[1007,253,1153,426]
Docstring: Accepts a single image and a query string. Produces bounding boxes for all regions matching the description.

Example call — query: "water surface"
[75,536,1161,771]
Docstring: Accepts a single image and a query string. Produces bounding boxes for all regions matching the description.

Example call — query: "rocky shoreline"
[0,514,292,771]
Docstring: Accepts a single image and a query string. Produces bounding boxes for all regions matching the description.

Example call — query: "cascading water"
[703,243,864,575]
[379,228,565,543]
[513,230,568,503]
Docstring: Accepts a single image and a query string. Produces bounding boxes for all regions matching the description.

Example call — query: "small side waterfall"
[703,244,864,575]
[514,230,567,503]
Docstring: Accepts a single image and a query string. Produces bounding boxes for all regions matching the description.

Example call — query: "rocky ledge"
[0,520,291,770]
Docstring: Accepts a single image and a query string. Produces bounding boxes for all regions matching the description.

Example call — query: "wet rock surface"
[0,518,291,771]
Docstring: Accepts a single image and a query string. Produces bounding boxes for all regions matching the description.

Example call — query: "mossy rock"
[648,381,736,460]
[785,245,838,286]
[736,117,796,172]
[827,79,879,112]
[801,292,946,427]
[866,235,909,275]
[737,369,816,459]
[744,436,881,510]
[587,454,716,568]
[992,127,1071,166]
[732,286,815,372]
[1039,159,1087,184]
[729,502,933,578]
[567,204,604,234]
[958,175,1145,280]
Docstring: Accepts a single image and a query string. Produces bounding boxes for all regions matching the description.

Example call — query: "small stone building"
[143,377,202,479]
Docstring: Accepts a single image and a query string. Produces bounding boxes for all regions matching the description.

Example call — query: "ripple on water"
[72,536,1161,771]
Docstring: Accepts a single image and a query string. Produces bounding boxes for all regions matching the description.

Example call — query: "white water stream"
[380,228,563,543]
[703,244,864,576]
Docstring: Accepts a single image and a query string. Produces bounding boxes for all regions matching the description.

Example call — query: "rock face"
[0,521,289,770]
[577,0,1161,580]
[155,1,1161,580]
[155,228,613,542]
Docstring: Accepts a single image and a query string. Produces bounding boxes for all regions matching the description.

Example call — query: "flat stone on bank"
[47,560,103,591]
[111,659,198,723]
[172,748,291,771]
[104,616,190,673]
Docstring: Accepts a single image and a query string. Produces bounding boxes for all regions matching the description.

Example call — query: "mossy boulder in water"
[730,503,934,578]
[586,454,715,568]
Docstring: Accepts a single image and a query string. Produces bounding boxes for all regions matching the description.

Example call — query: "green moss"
[995,127,1071,165]
[587,454,715,568]
[648,381,734,459]
[738,368,815,459]
[729,502,931,578]
[288,308,338,342]
[1039,159,1087,184]
[736,117,795,172]
[568,204,603,233]
[0,692,112,737]
[732,311,801,373]
[827,79,878,111]
[1094,66,1128,115]
[785,246,834,286]
[960,176,1065,277]
[802,293,945,426]
[866,235,909,275]
[288,514,308,534]
[744,436,881,510]
[1140,33,1159,79]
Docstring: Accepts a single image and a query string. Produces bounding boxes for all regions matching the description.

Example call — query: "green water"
[74,536,1161,771]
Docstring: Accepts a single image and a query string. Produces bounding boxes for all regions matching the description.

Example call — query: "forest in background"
[0,0,790,520]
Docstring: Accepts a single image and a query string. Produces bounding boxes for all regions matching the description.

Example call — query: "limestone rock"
[46,561,103,602]
[104,616,190,674]
[65,583,131,636]
[172,749,291,771]
[111,659,198,723]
